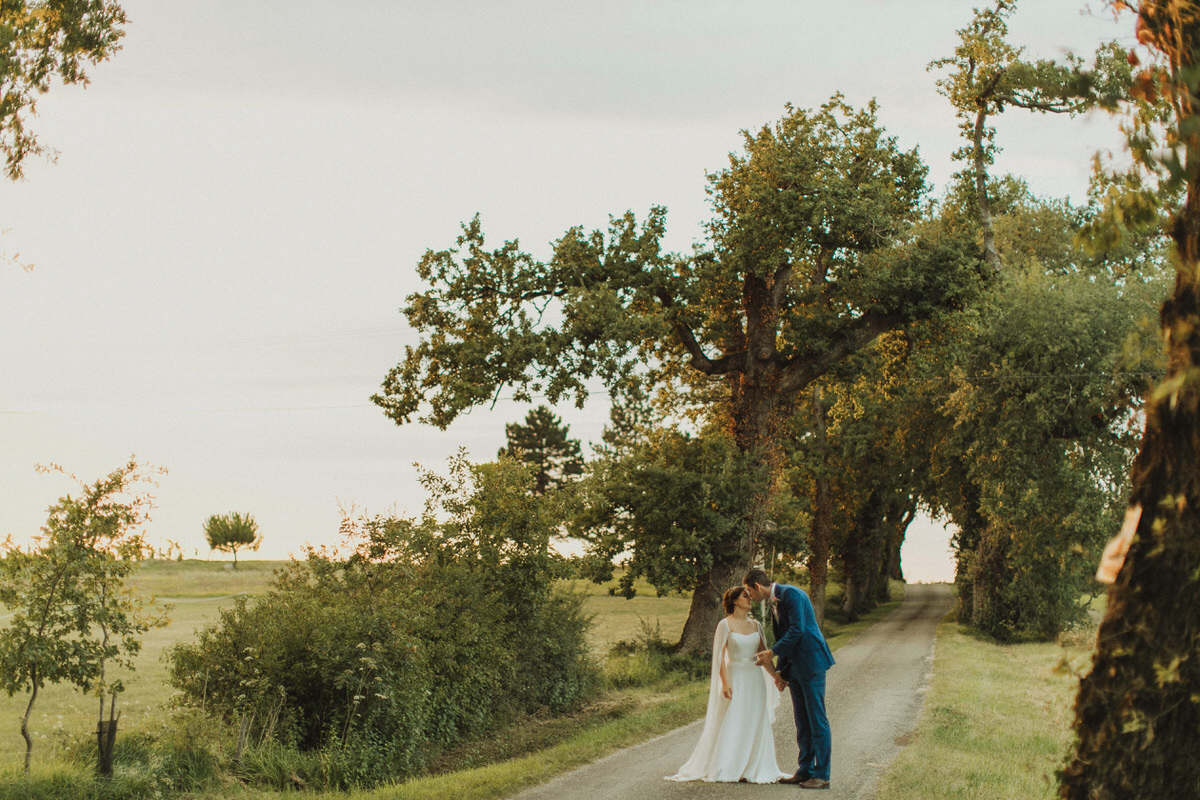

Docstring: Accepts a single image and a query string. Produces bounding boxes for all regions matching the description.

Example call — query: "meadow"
[0,560,1099,800]
[0,559,697,773]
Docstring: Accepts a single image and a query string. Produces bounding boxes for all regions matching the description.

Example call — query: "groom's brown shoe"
[799,777,830,789]
[778,774,809,784]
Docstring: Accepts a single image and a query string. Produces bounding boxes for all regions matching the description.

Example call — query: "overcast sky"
[1,1,1134,581]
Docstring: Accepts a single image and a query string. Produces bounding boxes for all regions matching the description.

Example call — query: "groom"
[745,568,834,790]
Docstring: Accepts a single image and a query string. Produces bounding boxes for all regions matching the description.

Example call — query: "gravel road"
[508,582,954,800]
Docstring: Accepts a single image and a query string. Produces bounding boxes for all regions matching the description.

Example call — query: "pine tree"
[499,406,584,495]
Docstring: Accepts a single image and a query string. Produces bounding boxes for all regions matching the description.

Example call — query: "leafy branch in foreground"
[0,1,128,180]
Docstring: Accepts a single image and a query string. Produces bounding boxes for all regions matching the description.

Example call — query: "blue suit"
[770,583,834,782]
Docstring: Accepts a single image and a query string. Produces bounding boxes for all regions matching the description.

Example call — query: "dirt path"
[507,583,954,800]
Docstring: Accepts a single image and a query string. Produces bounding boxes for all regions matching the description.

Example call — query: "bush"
[166,455,597,789]
[603,618,707,689]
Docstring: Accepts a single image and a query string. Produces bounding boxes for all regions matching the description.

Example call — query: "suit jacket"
[769,583,835,682]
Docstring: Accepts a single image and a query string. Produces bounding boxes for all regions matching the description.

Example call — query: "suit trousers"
[788,673,831,781]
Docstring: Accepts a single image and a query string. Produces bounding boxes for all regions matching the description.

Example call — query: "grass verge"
[874,619,1093,800]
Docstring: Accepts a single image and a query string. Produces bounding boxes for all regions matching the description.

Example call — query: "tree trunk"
[973,106,1001,272]
[887,505,914,587]
[1061,10,1200,794]
[1060,290,1200,794]
[674,557,749,655]
[97,709,118,778]
[951,479,986,623]
[888,538,904,583]
[20,680,37,776]
[809,385,831,626]
[842,488,890,620]
[672,312,785,656]
[674,368,775,655]
[1060,12,1200,787]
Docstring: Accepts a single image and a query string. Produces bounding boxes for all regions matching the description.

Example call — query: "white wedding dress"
[666,618,790,784]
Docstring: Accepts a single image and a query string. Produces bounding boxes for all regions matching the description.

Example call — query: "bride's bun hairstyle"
[723,586,747,614]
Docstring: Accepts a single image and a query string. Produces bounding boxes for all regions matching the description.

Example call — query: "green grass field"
[0,560,697,773]
[0,560,1100,800]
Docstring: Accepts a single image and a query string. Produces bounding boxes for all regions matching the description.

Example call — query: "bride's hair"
[722,586,747,614]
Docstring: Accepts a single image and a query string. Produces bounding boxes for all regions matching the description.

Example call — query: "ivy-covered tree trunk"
[1060,265,1200,794]
[1060,5,1200,795]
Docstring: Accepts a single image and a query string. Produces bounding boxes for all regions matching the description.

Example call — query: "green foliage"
[201,512,260,567]
[936,248,1164,639]
[0,458,167,774]
[929,1,1126,170]
[374,92,987,654]
[930,1,1134,273]
[498,405,584,494]
[574,427,784,598]
[0,1,128,180]
[167,454,597,790]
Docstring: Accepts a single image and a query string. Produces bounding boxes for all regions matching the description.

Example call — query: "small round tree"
[203,512,261,569]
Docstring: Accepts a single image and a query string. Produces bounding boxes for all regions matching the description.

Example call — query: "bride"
[666,586,790,784]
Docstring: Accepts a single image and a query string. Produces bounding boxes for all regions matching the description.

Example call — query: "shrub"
[166,455,597,789]
[604,618,706,689]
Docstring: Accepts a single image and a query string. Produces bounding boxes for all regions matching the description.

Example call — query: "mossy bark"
[1060,5,1200,796]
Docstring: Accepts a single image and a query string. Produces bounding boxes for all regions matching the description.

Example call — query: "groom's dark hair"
[744,568,770,588]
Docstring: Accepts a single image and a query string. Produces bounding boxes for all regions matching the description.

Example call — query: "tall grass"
[874,620,1094,800]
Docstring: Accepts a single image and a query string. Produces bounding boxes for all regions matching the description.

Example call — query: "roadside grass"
[874,618,1095,800]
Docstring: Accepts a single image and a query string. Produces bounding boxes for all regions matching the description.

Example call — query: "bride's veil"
[666,617,780,781]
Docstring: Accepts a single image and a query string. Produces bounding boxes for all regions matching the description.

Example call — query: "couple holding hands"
[666,569,834,789]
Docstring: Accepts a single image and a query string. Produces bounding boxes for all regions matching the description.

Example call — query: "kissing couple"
[666,568,835,789]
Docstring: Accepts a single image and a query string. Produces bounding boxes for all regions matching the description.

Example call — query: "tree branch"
[778,311,906,395]
[656,288,743,375]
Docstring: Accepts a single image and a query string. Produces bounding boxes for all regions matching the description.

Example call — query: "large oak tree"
[374,97,983,653]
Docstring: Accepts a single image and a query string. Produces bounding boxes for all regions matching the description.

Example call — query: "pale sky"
[1,1,1133,581]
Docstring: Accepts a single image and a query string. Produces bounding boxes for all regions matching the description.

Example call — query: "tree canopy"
[375,96,984,652]
[203,512,261,568]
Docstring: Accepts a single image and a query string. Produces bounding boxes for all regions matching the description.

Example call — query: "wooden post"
[97,715,118,777]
